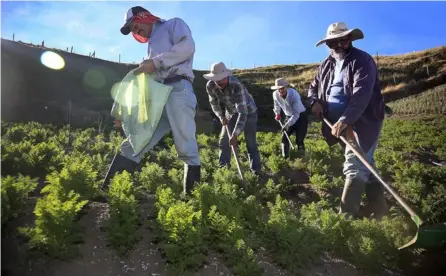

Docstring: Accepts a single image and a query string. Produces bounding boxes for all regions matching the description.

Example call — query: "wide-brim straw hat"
[315,22,364,47]
[271,78,289,90]
[203,62,232,81]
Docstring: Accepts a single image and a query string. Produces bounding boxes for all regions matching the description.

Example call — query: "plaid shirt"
[206,76,257,137]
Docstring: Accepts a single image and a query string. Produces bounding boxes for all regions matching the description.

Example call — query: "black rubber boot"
[101,153,139,191]
[281,143,290,159]
[339,177,366,219]
[297,143,305,153]
[183,164,201,197]
[364,175,389,220]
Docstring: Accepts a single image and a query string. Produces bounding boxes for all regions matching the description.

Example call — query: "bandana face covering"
[130,11,160,43]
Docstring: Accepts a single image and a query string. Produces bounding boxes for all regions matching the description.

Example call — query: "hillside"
[1,38,445,131]
[387,84,446,115]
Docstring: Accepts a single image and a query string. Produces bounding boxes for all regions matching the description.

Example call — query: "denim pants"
[342,121,383,182]
[119,79,200,166]
[219,112,261,173]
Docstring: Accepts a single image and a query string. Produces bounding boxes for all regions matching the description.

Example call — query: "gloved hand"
[311,102,324,118]
[281,124,289,132]
[275,114,281,121]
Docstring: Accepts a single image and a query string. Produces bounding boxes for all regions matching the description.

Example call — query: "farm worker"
[272,77,308,157]
[307,22,388,219]
[204,62,261,175]
[102,6,201,196]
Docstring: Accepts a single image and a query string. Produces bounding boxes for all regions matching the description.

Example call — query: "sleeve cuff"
[338,115,349,124]
[151,57,162,70]
[232,129,241,137]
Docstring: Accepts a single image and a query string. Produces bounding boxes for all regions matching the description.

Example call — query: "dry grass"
[3,37,445,130]
[383,82,409,94]
[235,45,445,87]
[387,84,446,115]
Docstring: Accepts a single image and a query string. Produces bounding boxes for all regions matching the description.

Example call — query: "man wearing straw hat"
[204,62,261,175]
[307,22,388,219]
[272,78,308,158]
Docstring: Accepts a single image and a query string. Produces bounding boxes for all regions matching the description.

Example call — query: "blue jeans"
[120,79,200,166]
[219,112,261,173]
[343,121,383,182]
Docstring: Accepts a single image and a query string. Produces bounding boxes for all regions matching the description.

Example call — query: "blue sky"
[1,0,445,70]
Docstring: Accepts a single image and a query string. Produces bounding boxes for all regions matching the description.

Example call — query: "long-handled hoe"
[323,117,446,250]
[224,125,247,188]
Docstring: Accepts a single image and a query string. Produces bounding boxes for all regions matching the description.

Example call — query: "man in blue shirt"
[308,22,388,219]
[272,78,308,158]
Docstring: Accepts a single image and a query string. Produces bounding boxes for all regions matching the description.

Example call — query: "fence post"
[119,54,121,62]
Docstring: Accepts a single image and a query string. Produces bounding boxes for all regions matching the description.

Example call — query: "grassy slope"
[1,38,445,130]
[387,84,446,115]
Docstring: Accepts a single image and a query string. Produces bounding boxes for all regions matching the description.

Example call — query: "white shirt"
[148,18,195,82]
[273,88,306,128]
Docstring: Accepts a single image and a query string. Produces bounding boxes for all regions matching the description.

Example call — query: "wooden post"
[376,52,379,68]
[119,54,121,63]
[71,46,73,53]
[426,65,429,76]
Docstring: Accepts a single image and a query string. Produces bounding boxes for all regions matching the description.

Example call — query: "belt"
[162,75,190,84]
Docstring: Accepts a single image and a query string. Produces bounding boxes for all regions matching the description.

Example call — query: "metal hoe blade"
[323,117,446,250]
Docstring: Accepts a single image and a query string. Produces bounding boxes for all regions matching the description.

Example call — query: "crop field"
[2,114,445,276]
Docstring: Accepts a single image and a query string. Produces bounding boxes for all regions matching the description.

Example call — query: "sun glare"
[40,51,65,70]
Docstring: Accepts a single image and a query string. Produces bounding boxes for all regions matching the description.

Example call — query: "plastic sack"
[111,69,173,155]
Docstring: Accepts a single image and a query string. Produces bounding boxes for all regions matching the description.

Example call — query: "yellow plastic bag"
[111,69,173,155]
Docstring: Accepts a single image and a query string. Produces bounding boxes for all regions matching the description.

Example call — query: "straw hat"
[270,78,289,90]
[315,22,364,47]
[203,62,232,81]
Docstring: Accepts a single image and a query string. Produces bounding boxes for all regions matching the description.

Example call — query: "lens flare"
[40,51,65,70]
[83,69,106,89]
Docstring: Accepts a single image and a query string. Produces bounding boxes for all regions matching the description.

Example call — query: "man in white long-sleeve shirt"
[272,78,308,158]
[102,6,200,197]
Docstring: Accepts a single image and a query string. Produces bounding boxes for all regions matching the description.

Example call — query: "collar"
[327,46,355,63]
[148,18,166,39]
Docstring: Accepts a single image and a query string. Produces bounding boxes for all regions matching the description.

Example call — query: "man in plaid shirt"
[204,62,261,175]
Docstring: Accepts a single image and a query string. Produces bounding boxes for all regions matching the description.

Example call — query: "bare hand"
[221,117,229,125]
[134,59,156,75]
[229,134,238,146]
[113,120,122,128]
[311,102,324,118]
[331,121,348,138]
